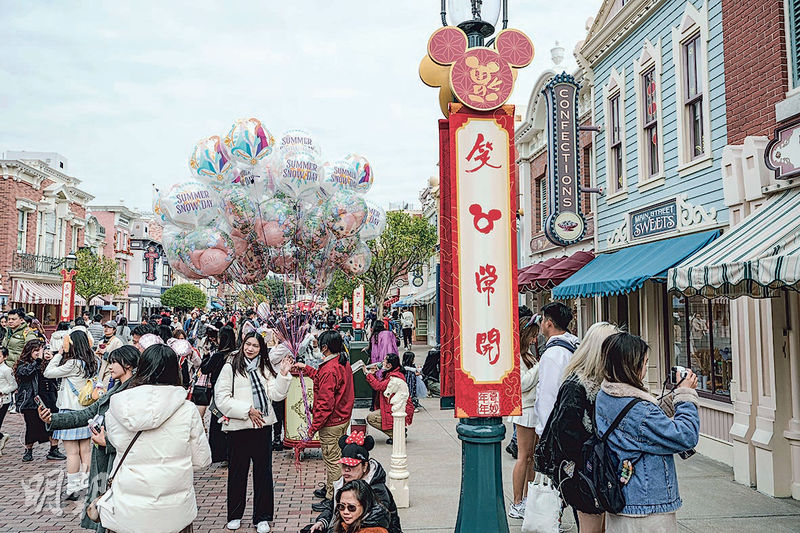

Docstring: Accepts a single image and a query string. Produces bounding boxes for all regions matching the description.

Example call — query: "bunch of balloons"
[156,118,385,296]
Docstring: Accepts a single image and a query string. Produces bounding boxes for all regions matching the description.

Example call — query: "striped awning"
[518,251,595,293]
[407,287,436,305]
[11,280,104,306]
[668,188,800,298]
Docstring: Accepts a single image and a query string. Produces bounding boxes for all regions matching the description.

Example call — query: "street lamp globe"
[447,0,502,38]
[65,252,77,271]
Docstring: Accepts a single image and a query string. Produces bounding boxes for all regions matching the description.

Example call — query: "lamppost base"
[454,417,508,533]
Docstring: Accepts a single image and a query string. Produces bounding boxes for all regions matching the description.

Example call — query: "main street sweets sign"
[543,73,587,246]
[629,199,677,241]
[448,104,521,418]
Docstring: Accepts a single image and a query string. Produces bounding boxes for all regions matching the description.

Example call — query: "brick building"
[0,154,104,328]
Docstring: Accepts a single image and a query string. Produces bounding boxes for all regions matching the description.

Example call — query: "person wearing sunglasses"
[305,430,401,533]
[330,479,390,533]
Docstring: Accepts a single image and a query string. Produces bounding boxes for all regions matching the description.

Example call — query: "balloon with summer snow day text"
[358,200,386,241]
[279,128,322,158]
[275,151,322,202]
[321,158,358,195]
[345,153,373,194]
[323,190,367,238]
[159,181,221,230]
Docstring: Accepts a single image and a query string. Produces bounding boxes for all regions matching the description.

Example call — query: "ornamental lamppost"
[421,2,533,532]
[59,251,79,323]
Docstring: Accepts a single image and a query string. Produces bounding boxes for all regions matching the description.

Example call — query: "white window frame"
[603,67,628,203]
[17,210,28,253]
[634,38,665,191]
[672,1,713,177]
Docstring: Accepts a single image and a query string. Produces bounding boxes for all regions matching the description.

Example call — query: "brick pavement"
[0,409,328,533]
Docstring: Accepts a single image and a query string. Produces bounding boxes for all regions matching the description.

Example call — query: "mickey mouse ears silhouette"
[420,26,534,116]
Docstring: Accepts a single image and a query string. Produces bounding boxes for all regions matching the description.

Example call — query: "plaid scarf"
[246,356,269,414]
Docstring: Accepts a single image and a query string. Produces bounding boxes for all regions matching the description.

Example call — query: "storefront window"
[669,294,731,400]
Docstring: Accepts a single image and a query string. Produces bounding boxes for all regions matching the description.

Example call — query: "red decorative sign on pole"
[352,285,365,330]
[343,298,350,315]
[60,269,77,322]
[448,104,521,418]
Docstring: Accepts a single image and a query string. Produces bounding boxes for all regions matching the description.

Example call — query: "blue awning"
[392,297,410,308]
[101,304,118,311]
[210,300,223,310]
[553,230,720,299]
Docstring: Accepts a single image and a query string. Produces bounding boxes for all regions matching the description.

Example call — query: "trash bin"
[348,340,372,409]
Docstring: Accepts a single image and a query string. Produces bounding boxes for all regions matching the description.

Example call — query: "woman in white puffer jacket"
[100,344,211,533]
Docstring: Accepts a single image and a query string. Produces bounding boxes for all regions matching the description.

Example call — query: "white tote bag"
[521,473,561,533]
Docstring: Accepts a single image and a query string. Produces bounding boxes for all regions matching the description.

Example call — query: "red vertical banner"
[448,104,521,418]
[60,269,77,322]
[352,285,365,330]
[438,118,456,405]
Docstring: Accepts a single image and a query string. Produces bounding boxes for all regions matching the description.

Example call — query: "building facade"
[128,214,173,322]
[88,205,136,316]
[562,0,733,460]
[0,155,103,327]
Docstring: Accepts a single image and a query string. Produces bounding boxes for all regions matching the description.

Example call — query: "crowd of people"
[0,306,414,533]
[506,302,700,533]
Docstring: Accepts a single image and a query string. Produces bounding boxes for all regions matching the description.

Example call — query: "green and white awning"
[668,188,800,298]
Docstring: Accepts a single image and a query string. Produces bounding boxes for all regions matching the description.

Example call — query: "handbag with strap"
[208,364,233,424]
[86,430,143,523]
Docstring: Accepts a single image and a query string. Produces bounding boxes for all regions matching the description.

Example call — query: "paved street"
[1,344,799,532]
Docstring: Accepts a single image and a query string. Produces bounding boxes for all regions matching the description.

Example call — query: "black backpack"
[568,398,644,514]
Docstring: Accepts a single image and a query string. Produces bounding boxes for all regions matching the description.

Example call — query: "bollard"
[385,376,410,508]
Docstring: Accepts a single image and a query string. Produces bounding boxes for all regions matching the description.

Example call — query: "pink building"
[87,205,136,318]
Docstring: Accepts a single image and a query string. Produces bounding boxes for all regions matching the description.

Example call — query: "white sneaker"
[225,519,241,530]
[79,471,89,489]
[508,501,525,519]
[256,522,271,533]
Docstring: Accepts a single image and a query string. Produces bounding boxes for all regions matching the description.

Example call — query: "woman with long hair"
[214,332,292,533]
[506,310,543,520]
[43,329,99,499]
[365,353,414,444]
[115,316,131,344]
[595,332,699,532]
[202,324,237,463]
[40,345,139,533]
[330,479,390,533]
[99,344,210,533]
[534,321,620,532]
[14,339,65,461]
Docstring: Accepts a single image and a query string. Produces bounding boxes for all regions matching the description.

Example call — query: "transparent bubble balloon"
[345,153,374,194]
[224,118,276,166]
[275,151,323,203]
[189,135,235,187]
[323,190,368,239]
[279,128,322,158]
[157,181,222,230]
[359,200,386,241]
[342,242,372,276]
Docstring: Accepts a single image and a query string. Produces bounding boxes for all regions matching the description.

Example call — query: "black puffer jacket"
[316,459,401,533]
[535,374,598,484]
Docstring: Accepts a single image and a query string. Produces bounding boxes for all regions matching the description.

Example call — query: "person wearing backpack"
[43,329,100,500]
[595,332,699,532]
[534,321,619,532]
[534,302,579,438]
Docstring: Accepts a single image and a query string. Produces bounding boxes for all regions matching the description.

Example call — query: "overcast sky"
[1,0,600,212]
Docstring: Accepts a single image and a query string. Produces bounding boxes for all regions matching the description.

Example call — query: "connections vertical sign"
[543,73,586,246]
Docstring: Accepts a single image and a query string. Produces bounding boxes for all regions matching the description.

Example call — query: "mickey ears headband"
[525,314,543,328]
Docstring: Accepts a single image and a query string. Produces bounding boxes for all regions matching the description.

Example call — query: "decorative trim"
[605,193,718,250]
[581,0,668,66]
[677,154,713,177]
[606,190,629,204]
[16,199,38,212]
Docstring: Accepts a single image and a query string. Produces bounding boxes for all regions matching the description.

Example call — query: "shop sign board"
[543,73,586,246]
[352,285,365,330]
[629,199,677,240]
[447,103,521,418]
[765,118,800,179]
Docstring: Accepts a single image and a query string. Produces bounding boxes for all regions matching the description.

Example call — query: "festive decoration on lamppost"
[419,1,533,531]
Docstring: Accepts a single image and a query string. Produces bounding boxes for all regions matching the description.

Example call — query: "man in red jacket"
[293,330,354,510]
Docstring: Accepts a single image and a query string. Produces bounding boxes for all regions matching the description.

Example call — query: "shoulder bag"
[86,430,143,523]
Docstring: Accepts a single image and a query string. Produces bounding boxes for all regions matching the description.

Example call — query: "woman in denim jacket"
[595,332,699,533]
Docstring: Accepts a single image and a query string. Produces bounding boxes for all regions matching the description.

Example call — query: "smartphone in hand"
[33,395,44,408]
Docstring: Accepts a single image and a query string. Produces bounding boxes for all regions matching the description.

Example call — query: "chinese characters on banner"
[448,104,521,418]
[342,298,350,315]
[352,285,365,330]
[59,269,76,322]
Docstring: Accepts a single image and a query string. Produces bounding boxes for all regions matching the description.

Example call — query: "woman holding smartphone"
[14,339,64,462]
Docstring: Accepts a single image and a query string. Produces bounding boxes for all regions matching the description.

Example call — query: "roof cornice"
[581,0,667,67]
